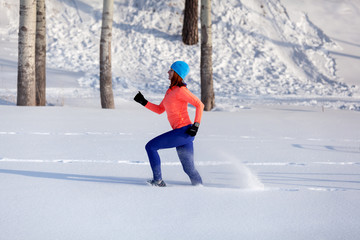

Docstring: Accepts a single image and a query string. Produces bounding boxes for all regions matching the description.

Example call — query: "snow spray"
[220,152,264,190]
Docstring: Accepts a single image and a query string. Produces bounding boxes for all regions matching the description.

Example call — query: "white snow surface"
[1,0,360,239]
[1,105,360,240]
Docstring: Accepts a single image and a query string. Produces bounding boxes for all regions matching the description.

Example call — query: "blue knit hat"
[171,61,190,80]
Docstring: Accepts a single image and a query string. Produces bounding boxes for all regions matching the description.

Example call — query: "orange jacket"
[145,86,204,129]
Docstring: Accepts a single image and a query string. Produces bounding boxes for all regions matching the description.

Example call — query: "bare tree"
[182,0,198,45]
[17,0,37,106]
[200,0,214,111]
[36,0,46,106]
[100,0,115,109]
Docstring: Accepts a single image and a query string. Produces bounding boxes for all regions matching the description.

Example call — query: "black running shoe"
[147,179,166,187]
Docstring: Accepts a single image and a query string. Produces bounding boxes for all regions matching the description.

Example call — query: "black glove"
[134,91,148,106]
[186,122,200,137]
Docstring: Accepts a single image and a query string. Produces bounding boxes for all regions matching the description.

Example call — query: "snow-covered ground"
[1,0,360,239]
[1,105,360,239]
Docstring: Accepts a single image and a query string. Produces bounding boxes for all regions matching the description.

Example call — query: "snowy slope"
[282,0,360,87]
[1,0,360,109]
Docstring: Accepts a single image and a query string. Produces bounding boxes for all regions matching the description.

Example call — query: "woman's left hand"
[186,122,200,136]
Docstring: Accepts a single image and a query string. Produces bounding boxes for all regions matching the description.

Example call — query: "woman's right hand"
[134,91,148,106]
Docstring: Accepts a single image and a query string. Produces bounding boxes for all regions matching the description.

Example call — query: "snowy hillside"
[1,0,360,110]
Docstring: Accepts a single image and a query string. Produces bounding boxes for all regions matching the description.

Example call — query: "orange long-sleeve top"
[145,86,204,130]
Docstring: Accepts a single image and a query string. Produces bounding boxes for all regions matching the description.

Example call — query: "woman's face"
[168,69,174,80]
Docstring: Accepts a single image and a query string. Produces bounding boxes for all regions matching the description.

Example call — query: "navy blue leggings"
[145,124,203,185]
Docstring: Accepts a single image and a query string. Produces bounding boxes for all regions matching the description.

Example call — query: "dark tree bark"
[182,0,198,45]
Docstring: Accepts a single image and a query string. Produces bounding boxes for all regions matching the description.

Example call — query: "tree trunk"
[36,0,46,106]
[100,0,115,109]
[182,0,198,45]
[200,0,214,111]
[17,0,37,106]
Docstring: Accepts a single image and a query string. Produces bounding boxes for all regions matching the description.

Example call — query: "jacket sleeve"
[145,100,165,114]
[181,87,204,123]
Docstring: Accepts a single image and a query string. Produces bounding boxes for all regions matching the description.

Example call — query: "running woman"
[134,61,204,187]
